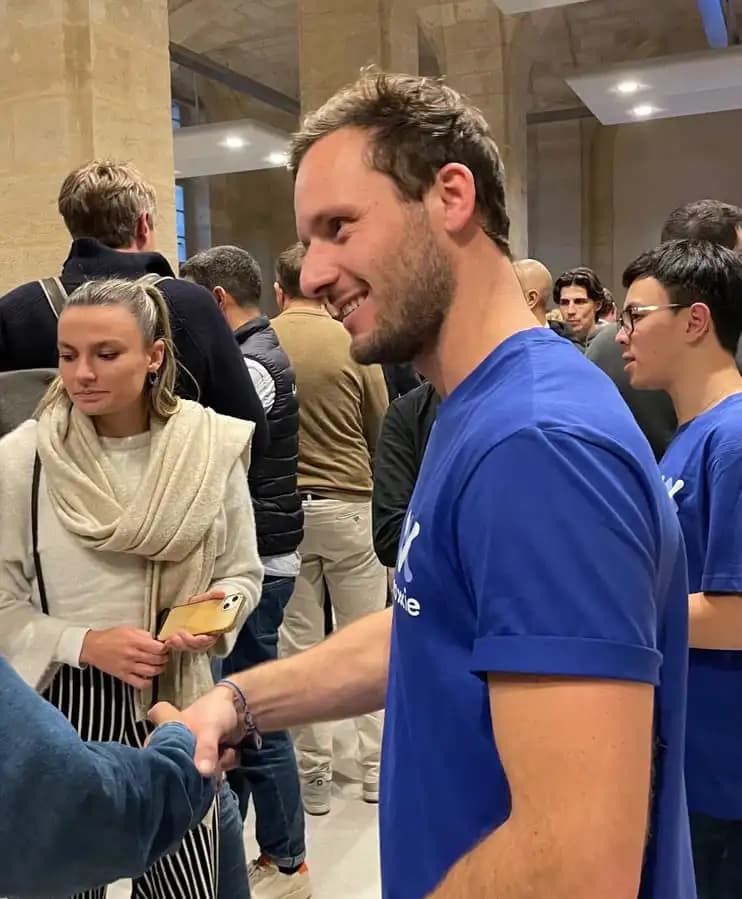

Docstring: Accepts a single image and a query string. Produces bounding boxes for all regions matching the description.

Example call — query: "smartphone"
[157,594,245,641]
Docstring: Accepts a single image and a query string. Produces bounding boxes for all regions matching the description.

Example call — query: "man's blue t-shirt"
[660,392,742,820]
[380,329,694,899]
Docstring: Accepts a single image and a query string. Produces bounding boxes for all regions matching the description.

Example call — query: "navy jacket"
[0,655,214,898]
[0,239,267,457]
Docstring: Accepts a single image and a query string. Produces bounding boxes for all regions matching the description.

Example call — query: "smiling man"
[152,72,695,899]
[618,238,742,898]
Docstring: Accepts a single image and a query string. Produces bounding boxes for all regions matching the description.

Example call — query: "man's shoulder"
[0,278,47,310]
[158,276,215,308]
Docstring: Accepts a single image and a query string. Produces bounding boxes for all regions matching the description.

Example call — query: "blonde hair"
[36,278,179,420]
[58,161,157,248]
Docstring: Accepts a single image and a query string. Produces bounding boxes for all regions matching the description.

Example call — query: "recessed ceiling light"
[631,104,656,118]
[266,151,289,166]
[616,80,641,95]
[221,135,246,150]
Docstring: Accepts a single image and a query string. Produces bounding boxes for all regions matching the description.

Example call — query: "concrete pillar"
[299,0,418,113]
[425,2,531,258]
[0,0,176,293]
[582,121,618,293]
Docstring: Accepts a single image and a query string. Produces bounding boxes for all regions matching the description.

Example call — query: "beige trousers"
[279,498,387,780]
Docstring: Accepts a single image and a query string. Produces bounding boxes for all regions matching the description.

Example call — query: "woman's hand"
[165,631,219,653]
[80,627,169,689]
[164,588,226,654]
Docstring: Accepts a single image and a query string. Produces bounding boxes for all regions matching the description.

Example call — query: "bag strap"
[140,274,173,288]
[32,453,50,615]
[38,278,68,320]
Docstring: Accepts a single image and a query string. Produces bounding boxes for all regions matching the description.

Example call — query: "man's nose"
[300,244,339,300]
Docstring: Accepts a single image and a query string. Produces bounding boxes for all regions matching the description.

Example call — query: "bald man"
[513,258,552,326]
[513,258,572,340]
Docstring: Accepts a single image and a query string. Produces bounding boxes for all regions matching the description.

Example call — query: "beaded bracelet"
[216,678,263,750]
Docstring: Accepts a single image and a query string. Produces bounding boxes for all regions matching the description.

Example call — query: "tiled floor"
[111,723,381,899]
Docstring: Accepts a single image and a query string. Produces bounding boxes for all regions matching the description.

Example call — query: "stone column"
[299,0,418,113]
[0,0,176,293]
[422,1,531,258]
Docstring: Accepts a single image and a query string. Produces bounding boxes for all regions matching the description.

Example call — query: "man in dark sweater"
[0,160,267,456]
[181,245,310,899]
[587,199,742,460]
[373,382,440,568]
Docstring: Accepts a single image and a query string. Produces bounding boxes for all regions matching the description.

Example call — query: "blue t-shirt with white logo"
[660,392,742,820]
[380,329,694,899]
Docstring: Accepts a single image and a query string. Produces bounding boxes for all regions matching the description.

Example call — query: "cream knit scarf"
[36,397,255,717]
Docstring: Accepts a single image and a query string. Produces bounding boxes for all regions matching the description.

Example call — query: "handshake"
[148,680,249,777]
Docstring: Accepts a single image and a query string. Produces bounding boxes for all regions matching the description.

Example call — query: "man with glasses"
[618,238,742,899]
[588,199,742,460]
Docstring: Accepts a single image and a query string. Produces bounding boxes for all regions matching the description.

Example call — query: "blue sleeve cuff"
[701,575,742,594]
[471,635,663,686]
[148,722,197,754]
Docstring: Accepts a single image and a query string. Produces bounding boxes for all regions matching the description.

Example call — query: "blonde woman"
[0,277,263,899]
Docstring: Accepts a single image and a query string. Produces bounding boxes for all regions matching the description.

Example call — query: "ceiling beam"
[527,105,594,125]
[169,42,300,117]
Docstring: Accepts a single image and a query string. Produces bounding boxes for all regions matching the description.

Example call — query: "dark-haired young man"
[154,72,694,899]
[553,266,607,349]
[618,239,742,898]
[588,199,742,459]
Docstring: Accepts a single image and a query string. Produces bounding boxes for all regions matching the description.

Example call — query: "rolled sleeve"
[458,427,663,685]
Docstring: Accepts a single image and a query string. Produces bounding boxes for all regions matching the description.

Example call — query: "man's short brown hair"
[290,71,510,256]
[58,160,157,249]
[275,242,307,299]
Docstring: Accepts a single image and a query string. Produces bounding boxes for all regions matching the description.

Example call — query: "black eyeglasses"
[617,304,690,336]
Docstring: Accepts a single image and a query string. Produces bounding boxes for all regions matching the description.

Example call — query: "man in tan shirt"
[271,243,388,816]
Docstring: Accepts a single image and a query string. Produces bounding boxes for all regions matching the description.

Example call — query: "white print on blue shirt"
[394,512,422,617]
[662,475,685,507]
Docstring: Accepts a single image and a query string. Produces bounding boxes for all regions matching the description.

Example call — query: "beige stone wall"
[529,108,742,301]
[0,0,176,294]
[419,1,530,258]
[299,0,418,113]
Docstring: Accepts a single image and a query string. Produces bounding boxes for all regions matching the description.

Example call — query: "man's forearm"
[231,608,392,732]
[689,592,742,649]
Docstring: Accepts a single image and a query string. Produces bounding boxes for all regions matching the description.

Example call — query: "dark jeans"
[218,779,250,899]
[223,576,306,870]
[691,812,742,899]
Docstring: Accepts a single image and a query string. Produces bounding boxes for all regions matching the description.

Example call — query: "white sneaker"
[302,774,331,816]
[248,857,312,899]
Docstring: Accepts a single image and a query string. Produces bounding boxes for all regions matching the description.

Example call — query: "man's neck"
[667,352,742,425]
[229,306,262,332]
[416,238,540,397]
[282,299,327,313]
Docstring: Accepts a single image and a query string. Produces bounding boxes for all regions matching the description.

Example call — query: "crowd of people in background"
[0,68,741,899]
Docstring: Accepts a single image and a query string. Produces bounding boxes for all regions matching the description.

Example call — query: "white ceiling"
[492,0,590,12]
[567,45,742,125]
[173,119,291,179]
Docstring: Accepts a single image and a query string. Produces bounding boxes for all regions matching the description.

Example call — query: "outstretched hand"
[149,684,246,776]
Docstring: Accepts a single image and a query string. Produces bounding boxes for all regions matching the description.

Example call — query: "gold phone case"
[157,595,245,640]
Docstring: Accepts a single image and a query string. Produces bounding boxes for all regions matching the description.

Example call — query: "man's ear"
[213,286,228,311]
[274,282,285,312]
[686,302,713,344]
[134,211,150,249]
[432,162,478,237]
[525,289,539,311]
